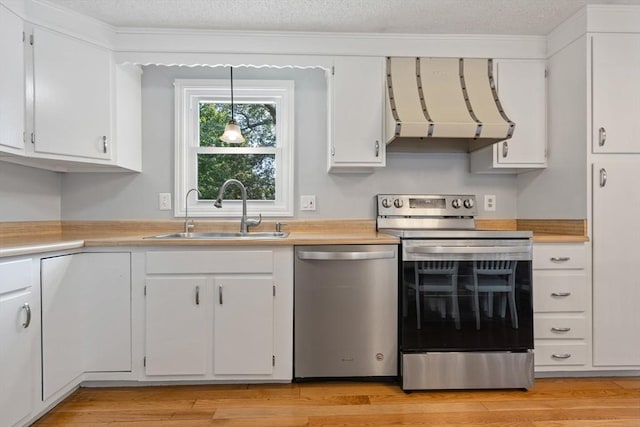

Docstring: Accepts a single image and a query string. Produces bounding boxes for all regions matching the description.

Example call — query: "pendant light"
[219,66,246,144]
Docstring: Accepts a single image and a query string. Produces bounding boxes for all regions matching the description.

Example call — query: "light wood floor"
[33,377,640,426]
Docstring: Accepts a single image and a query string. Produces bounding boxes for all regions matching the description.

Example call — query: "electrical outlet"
[158,193,172,210]
[484,194,496,212]
[300,195,316,211]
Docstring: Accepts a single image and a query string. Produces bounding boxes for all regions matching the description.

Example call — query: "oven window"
[400,259,533,352]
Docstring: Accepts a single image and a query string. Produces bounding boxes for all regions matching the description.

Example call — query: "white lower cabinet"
[533,243,589,371]
[213,277,274,375]
[143,248,292,381]
[144,277,208,376]
[592,158,640,367]
[41,252,131,401]
[0,258,38,427]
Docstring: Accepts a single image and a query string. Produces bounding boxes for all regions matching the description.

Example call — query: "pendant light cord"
[230,66,234,120]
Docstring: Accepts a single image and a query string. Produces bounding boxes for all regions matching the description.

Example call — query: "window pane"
[199,102,276,148]
[198,154,275,201]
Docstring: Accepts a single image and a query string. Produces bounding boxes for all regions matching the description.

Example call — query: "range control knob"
[452,198,462,209]
[464,198,475,209]
[393,198,404,208]
[381,198,392,208]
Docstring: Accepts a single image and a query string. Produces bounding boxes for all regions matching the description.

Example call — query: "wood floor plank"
[613,378,640,389]
[482,397,640,411]
[308,408,640,426]
[211,401,487,419]
[194,394,370,410]
[210,416,310,426]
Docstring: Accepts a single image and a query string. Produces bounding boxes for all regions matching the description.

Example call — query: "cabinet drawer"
[533,243,586,269]
[147,250,273,274]
[534,316,587,339]
[533,271,586,312]
[0,258,32,294]
[535,342,587,366]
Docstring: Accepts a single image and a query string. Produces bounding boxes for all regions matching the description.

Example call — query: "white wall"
[516,36,587,219]
[0,162,61,221]
[59,65,517,220]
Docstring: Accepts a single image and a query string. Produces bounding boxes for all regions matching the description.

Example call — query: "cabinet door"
[330,56,385,170]
[592,34,640,153]
[470,60,547,173]
[592,158,640,366]
[214,277,274,375]
[32,26,112,160]
[0,5,24,152]
[0,288,35,427]
[145,277,208,376]
[42,253,131,400]
[495,60,547,165]
[41,255,84,400]
[81,253,131,372]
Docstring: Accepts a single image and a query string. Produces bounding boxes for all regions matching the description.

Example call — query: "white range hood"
[385,57,515,153]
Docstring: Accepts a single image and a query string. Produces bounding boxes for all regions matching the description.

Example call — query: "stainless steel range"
[377,194,534,391]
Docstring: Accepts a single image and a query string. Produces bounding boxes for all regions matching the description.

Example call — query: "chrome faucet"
[184,188,201,233]
[214,179,262,234]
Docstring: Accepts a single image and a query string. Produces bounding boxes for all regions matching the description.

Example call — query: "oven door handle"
[406,245,529,254]
[297,250,395,261]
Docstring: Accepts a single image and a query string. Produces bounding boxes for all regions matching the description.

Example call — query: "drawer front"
[533,243,586,270]
[534,316,587,339]
[0,258,32,294]
[147,250,273,274]
[534,271,586,312]
[535,342,588,366]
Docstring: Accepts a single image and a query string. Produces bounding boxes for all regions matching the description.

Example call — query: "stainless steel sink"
[145,231,289,239]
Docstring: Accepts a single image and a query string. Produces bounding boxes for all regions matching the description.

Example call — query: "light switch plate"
[300,195,316,211]
[158,193,172,210]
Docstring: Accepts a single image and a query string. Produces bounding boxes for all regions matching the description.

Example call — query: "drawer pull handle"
[552,353,572,359]
[551,327,571,332]
[550,257,570,262]
[551,292,571,297]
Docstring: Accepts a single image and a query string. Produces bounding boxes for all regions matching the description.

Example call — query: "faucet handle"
[246,213,262,231]
[275,222,288,232]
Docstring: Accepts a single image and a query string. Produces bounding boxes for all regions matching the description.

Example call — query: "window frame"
[174,78,294,218]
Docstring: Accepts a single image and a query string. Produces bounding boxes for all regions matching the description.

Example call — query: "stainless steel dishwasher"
[294,244,398,379]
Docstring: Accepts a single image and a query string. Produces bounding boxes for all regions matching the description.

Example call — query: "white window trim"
[174,78,294,218]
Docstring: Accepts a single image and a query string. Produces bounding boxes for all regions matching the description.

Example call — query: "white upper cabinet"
[470,59,547,173]
[328,56,386,172]
[592,34,640,154]
[0,5,25,152]
[31,26,112,160]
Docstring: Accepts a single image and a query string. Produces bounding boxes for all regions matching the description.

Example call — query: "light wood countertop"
[0,218,588,258]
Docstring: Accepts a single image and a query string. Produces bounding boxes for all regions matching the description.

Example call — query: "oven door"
[400,239,533,352]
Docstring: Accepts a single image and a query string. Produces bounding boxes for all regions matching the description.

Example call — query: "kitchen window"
[174,78,294,217]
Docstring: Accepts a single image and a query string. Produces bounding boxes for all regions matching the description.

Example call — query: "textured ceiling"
[44,0,640,35]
